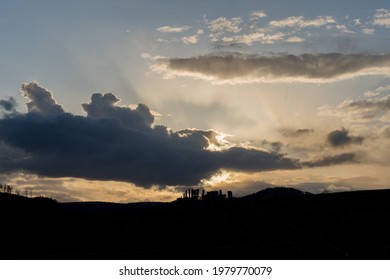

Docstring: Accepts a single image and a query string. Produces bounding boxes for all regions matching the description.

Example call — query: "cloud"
[320,94,390,121]
[208,17,243,35]
[215,32,285,46]
[280,128,314,138]
[182,35,199,44]
[261,140,283,153]
[81,92,154,129]
[0,97,17,113]
[250,10,267,20]
[150,52,390,84]
[286,36,305,43]
[156,25,191,33]
[372,9,390,27]
[269,16,336,28]
[303,153,356,167]
[333,24,355,34]
[362,28,375,35]
[326,128,364,147]
[324,184,352,193]
[364,85,390,97]
[0,82,301,188]
[21,81,64,114]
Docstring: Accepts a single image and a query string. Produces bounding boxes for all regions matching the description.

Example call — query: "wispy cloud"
[286,36,305,43]
[149,52,390,84]
[269,16,336,28]
[319,88,390,122]
[364,85,390,97]
[156,25,191,33]
[216,32,285,46]
[362,28,375,35]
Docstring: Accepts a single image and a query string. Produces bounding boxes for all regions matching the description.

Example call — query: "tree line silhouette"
[0,183,33,198]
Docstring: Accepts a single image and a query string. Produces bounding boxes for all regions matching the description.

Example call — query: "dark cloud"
[153,52,390,83]
[0,82,301,188]
[280,128,314,137]
[0,97,17,112]
[81,93,154,130]
[303,153,356,167]
[21,81,64,114]
[327,128,364,147]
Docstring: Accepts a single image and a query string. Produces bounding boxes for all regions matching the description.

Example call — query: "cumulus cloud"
[326,128,364,147]
[81,93,154,129]
[0,82,303,188]
[21,81,64,114]
[150,52,390,84]
[372,9,390,27]
[156,25,190,33]
[182,35,199,44]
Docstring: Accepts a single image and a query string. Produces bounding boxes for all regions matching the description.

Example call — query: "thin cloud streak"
[156,25,191,33]
[269,16,336,28]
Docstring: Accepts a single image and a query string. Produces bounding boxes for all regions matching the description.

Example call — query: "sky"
[0,0,389,202]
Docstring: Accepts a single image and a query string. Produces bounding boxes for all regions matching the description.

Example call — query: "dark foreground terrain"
[1,187,390,260]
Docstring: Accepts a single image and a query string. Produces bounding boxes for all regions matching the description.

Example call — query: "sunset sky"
[0,0,389,202]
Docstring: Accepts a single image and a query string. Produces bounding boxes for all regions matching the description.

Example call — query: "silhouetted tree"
[6,185,12,194]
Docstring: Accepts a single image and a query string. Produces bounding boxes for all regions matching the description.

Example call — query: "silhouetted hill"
[241,186,313,200]
[2,188,390,260]
[62,201,165,215]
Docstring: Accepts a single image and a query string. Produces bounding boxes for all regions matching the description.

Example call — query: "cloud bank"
[151,52,390,83]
